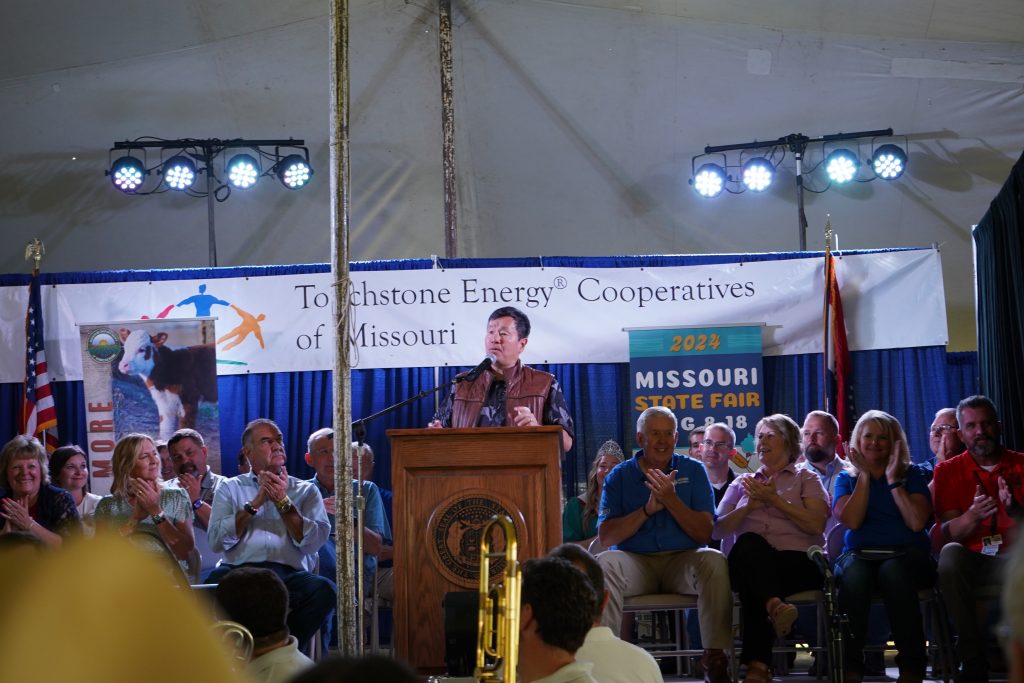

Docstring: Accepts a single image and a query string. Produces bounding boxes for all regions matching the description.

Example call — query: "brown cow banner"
[79,318,220,495]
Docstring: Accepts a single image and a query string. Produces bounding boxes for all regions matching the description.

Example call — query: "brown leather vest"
[449,361,554,428]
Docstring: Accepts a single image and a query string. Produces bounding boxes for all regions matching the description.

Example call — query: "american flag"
[22,273,58,450]
[824,252,855,448]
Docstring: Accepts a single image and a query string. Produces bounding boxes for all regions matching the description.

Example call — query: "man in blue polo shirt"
[597,406,733,683]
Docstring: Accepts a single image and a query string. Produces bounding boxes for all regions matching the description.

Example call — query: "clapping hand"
[846,445,869,473]
[643,468,677,511]
[968,485,998,523]
[177,470,202,503]
[885,439,908,484]
[739,474,774,508]
[0,497,33,532]
[258,467,288,504]
[131,478,162,516]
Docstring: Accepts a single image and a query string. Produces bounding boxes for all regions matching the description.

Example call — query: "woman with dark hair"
[49,444,102,533]
[95,433,194,581]
[562,439,624,547]
[712,414,829,683]
[834,410,934,683]
[0,435,81,548]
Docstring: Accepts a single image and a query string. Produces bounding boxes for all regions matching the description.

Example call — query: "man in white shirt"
[518,556,598,683]
[549,543,663,683]
[208,418,334,648]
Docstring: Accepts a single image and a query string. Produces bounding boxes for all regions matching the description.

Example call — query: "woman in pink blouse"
[713,413,829,683]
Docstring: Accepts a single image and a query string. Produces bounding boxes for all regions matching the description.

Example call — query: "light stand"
[703,128,893,250]
[109,138,309,266]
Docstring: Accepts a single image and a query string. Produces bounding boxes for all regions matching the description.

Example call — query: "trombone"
[475,515,521,683]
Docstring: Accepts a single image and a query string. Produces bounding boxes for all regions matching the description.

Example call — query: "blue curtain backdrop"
[0,252,978,496]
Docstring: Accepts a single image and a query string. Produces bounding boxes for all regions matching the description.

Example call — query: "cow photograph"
[112,320,220,464]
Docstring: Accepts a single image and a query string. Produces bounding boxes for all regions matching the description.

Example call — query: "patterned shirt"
[0,483,81,537]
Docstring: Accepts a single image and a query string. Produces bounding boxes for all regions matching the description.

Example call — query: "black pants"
[835,546,936,677]
[729,532,823,665]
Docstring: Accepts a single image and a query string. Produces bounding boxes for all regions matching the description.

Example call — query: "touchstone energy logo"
[86,328,121,363]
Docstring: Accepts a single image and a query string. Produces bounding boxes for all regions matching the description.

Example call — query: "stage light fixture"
[162,155,197,191]
[226,153,261,189]
[870,144,907,180]
[276,154,313,189]
[108,156,147,193]
[741,158,774,192]
[692,163,726,198]
[824,149,858,184]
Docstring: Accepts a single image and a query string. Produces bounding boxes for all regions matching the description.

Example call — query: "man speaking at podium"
[429,306,574,452]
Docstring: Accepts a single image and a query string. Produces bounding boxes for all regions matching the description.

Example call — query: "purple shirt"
[717,463,828,552]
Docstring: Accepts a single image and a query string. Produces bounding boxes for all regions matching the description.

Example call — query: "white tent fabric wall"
[1,0,1022,352]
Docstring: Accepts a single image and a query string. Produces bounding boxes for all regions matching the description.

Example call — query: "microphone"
[807,544,832,579]
[459,354,497,383]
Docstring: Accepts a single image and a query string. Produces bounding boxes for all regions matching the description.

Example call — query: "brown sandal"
[767,599,798,637]
[743,663,772,683]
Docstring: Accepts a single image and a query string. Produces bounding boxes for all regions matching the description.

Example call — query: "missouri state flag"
[824,252,855,447]
[22,273,59,450]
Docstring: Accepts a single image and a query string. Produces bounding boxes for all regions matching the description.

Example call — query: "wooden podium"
[388,426,564,671]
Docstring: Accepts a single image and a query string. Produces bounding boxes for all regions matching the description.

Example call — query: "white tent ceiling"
[2,0,1022,351]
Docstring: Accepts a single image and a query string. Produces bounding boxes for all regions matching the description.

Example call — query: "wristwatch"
[151,513,167,525]
[192,498,204,511]
[244,502,259,516]
[888,479,906,490]
[274,496,294,514]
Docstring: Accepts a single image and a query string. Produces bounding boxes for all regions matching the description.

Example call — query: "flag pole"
[822,217,833,412]
[23,238,52,447]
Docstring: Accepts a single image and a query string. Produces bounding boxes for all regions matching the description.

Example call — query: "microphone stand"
[350,370,468,652]
[818,562,846,683]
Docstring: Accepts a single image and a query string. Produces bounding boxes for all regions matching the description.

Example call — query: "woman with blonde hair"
[563,439,624,547]
[834,410,934,683]
[95,433,194,580]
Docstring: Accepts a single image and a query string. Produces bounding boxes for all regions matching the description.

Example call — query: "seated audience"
[799,411,843,527]
[713,414,828,683]
[833,410,934,683]
[95,433,195,581]
[518,556,598,683]
[237,447,251,475]
[701,423,738,510]
[208,419,334,650]
[597,406,732,682]
[215,567,315,683]
[0,434,80,547]
[563,439,624,547]
[933,395,1022,683]
[287,655,418,683]
[49,444,102,534]
[688,427,706,459]
[156,439,175,481]
[549,543,663,683]
[922,407,965,485]
[166,428,227,580]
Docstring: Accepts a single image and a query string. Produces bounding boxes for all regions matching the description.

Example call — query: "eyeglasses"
[930,425,956,436]
[703,439,731,450]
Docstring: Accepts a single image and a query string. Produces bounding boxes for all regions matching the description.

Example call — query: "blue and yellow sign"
[628,325,765,462]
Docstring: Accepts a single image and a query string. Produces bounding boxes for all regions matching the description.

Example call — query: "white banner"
[0,250,948,381]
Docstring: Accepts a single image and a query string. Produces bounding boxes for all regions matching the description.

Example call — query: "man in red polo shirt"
[933,395,1024,683]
